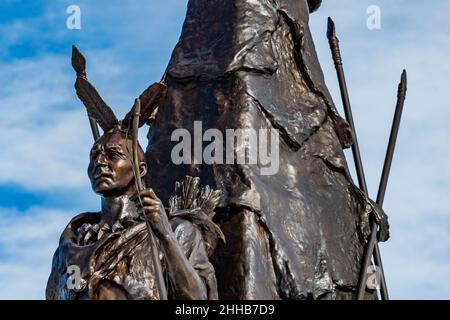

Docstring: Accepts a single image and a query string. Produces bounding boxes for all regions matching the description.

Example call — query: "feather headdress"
[71,45,167,136]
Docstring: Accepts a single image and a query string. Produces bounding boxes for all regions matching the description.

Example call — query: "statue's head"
[88,127,147,197]
[71,45,166,197]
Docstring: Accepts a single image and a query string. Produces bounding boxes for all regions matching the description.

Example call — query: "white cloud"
[0,207,74,299]
[0,55,92,189]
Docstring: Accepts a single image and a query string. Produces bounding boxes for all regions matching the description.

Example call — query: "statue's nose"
[95,152,108,166]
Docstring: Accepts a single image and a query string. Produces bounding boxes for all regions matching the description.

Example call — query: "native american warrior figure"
[46,47,224,300]
[144,0,389,299]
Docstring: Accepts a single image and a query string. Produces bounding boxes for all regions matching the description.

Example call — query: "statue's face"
[88,130,141,197]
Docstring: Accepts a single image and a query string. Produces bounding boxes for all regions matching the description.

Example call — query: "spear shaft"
[377,70,407,207]
[327,17,368,193]
[132,98,168,300]
[327,17,389,299]
[357,70,407,300]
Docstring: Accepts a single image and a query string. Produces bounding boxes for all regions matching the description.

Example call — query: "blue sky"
[0,0,449,299]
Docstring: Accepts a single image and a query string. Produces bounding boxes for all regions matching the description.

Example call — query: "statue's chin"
[93,181,133,198]
[92,181,117,197]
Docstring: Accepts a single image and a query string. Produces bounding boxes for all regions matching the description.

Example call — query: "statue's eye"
[107,150,123,159]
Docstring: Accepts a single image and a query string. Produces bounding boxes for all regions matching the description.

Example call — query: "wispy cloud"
[0,54,91,189]
[0,207,74,299]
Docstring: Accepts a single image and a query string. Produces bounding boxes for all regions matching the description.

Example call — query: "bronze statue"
[46,47,224,300]
[46,0,401,301]
[144,0,390,300]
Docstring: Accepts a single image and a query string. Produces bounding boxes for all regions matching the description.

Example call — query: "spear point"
[398,70,407,97]
[327,17,336,40]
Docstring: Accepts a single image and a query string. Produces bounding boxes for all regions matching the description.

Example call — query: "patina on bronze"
[144,0,390,299]
[46,47,223,300]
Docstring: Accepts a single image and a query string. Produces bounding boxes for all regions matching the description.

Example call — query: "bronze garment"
[46,212,217,300]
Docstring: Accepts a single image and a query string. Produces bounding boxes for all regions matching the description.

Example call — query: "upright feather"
[71,45,118,132]
[123,82,167,129]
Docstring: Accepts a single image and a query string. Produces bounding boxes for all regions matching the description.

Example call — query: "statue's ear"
[71,45,119,132]
[308,0,322,13]
[123,82,167,129]
[139,161,148,178]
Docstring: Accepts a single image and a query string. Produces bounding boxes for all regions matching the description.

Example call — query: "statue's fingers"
[144,205,159,213]
[147,188,158,199]
[139,189,153,197]
[141,197,160,206]
[140,188,159,201]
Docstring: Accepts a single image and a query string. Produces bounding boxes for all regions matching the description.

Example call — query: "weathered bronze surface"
[46,47,223,300]
[144,0,389,299]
